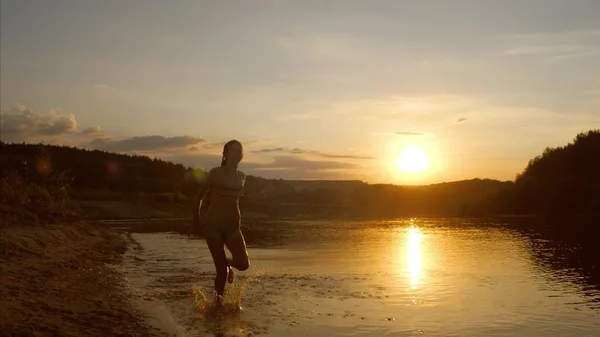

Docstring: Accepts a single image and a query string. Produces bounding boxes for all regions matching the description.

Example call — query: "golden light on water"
[406,226,423,288]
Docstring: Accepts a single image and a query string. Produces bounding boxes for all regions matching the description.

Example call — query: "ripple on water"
[115,222,600,337]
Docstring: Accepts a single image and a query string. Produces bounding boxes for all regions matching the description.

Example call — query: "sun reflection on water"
[406,226,423,288]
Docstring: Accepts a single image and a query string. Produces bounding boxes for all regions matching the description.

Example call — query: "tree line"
[1,129,598,218]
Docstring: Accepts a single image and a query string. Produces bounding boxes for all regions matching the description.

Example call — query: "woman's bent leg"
[224,228,250,271]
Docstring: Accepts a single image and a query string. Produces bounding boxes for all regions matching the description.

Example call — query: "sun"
[396,145,431,173]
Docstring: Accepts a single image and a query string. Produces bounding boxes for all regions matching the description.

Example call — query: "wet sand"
[0,222,158,337]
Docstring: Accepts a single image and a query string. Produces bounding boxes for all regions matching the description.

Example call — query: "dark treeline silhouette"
[472,129,600,218]
[0,142,197,194]
[1,129,598,219]
[0,142,293,209]
[514,129,600,217]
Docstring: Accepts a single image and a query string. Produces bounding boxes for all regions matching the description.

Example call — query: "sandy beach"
[0,221,157,337]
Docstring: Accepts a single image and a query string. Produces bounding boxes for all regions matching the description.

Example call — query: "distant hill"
[283,180,367,192]
[343,178,511,218]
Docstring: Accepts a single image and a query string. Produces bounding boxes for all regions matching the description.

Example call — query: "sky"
[1,0,599,184]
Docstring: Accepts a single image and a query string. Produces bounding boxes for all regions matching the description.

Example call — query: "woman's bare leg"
[205,228,228,296]
[224,228,250,271]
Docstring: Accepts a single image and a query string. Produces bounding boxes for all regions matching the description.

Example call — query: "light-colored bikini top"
[212,170,245,197]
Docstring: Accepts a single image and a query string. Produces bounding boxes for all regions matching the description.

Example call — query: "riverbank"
[0,221,158,336]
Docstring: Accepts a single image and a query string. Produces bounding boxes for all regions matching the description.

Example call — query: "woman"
[193,140,250,302]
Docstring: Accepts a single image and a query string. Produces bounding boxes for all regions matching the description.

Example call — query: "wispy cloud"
[275,34,368,62]
[89,135,205,152]
[92,84,112,89]
[195,139,274,152]
[319,153,374,160]
[396,131,425,136]
[455,117,467,123]
[164,153,362,179]
[325,95,478,126]
[277,112,315,121]
[504,44,599,61]
[503,29,600,62]
[505,44,589,56]
[248,156,358,171]
[506,29,600,43]
[252,147,374,159]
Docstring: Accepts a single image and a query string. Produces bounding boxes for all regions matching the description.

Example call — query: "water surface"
[113,218,600,337]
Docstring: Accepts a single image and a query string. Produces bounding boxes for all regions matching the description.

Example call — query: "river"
[109,218,600,337]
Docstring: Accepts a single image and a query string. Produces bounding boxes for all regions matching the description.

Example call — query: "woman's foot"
[227,266,235,284]
[214,294,224,308]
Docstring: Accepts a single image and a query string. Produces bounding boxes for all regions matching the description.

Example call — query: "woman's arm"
[196,168,218,214]
[191,168,217,234]
[238,170,247,197]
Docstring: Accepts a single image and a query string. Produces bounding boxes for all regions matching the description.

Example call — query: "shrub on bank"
[0,170,81,227]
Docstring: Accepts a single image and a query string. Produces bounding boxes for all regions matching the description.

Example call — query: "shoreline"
[0,221,160,337]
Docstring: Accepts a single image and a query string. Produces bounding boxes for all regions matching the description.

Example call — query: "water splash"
[189,270,271,337]
[191,270,262,313]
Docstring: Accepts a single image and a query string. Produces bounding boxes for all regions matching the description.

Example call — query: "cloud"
[89,135,205,152]
[198,138,271,149]
[319,153,373,160]
[167,152,360,176]
[39,113,77,135]
[328,92,598,130]
[79,126,106,137]
[504,44,591,56]
[0,104,78,142]
[506,29,600,43]
[201,141,228,149]
[396,131,425,136]
[504,44,599,61]
[245,156,362,180]
[252,147,374,159]
[277,112,315,121]
[503,30,600,62]
[275,34,368,62]
[327,94,477,122]
[246,156,357,172]
[92,84,112,89]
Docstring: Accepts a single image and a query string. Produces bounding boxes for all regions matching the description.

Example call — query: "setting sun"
[396,145,431,173]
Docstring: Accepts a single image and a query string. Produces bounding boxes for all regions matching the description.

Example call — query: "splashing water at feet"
[191,284,245,315]
[191,268,272,313]
[189,269,271,336]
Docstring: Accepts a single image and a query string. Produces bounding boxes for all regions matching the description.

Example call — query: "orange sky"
[1,1,599,184]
